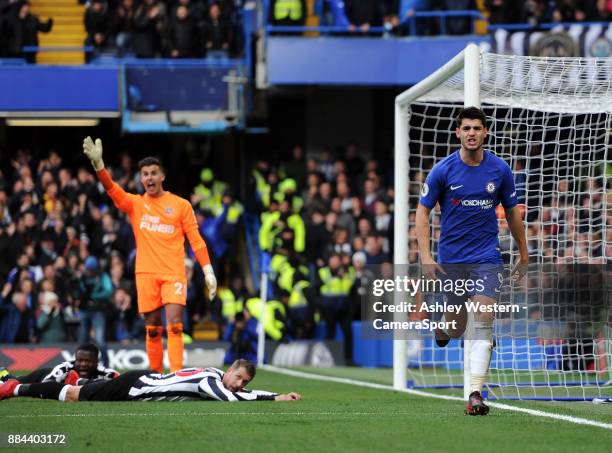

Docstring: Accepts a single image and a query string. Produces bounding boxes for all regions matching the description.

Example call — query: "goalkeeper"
[416,107,528,416]
[82,137,218,373]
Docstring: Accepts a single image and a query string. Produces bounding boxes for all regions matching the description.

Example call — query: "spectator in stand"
[202,2,232,58]
[373,199,393,245]
[435,0,476,34]
[111,0,136,56]
[282,145,307,190]
[0,289,34,343]
[336,180,353,213]
[38,229,57,267]
[4,0,53,63]
[223,311,258,364]
[485,0,525,23]
[326,228,353,260]
[36,291,66,343]
[133,0,166,58]
[167,4,199,58]
[345,0,379,33]
[306,209,328,266]
[318,181,333,212]
[362,178,380,216]
[553,0,590,22]
[364,234,389,264]
[17,274,36,310]
[317,150,336,182]
[524,0,553,27]
[330,197,355,237]
[76,256,112,366]
[590,0,612,20]
[111,285,144,343]
[350,251,373,320]
[85,0,111,62]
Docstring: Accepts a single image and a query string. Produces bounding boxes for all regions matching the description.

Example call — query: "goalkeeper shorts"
[135,273,187,314]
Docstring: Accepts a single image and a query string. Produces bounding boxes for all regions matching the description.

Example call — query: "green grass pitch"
[1,367,611,453]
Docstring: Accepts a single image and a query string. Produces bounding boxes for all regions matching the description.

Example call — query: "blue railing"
[265,11,484,36]
[488,20,612,32]
[22,46,94,53]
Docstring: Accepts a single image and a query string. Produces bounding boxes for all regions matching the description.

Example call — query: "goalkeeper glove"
[203,264,217,300]
[82,136,105,171]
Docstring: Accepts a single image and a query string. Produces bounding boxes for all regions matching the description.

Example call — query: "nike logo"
[450,185,463,191]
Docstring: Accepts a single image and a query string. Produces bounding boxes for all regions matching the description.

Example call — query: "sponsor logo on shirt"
[461,198,494,209]
[139,214,175,234]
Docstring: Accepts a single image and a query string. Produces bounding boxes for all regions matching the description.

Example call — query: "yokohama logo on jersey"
[139,214,175,234]
[460,199,494,209]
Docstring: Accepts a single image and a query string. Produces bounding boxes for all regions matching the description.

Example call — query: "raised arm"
[82,137,134,213]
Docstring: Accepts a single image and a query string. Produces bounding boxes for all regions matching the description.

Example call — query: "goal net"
[393,45,611,401]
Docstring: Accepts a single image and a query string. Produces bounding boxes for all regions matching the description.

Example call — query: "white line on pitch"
[263,365,612,431]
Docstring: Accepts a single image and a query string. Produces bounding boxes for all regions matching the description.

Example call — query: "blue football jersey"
[419,150,518,264]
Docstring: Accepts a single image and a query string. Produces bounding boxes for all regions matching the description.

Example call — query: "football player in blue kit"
[416,107,529,415]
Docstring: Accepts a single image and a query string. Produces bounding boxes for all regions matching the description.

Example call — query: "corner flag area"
[2,367,611,451]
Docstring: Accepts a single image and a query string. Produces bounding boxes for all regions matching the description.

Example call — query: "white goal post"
[393,44,611,400]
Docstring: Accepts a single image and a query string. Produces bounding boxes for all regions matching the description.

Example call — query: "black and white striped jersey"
[42,361,119,383]
[127,367,278,402]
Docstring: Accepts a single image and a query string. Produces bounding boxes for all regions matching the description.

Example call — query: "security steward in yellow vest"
[316,253,356,362]
[269,0,307,26]
[218,276,246,324]
[193,168,227,213]
[245,297,287,342]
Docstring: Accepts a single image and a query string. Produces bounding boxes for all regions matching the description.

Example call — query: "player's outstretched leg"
[0,379,19,400]
[465,391,490,416]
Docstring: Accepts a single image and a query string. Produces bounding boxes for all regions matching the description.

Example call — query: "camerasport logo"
[0,348,62,370]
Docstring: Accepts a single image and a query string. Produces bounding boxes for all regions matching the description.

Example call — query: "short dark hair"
[230,359,256,378]
[138,157,164,172]
[76,343,100,357]
[456,107,487,129]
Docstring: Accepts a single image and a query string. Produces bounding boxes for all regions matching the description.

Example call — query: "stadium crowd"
[1,0,610,62]
[0,0,244,61]
[0,148,242,363]
[0,141,609,366]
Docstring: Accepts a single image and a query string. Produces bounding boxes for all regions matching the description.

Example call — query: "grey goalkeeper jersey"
[127,367,278,402]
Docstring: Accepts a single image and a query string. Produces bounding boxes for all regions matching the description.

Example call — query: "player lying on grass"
[0,359,301,402]
[0,343,118,386]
